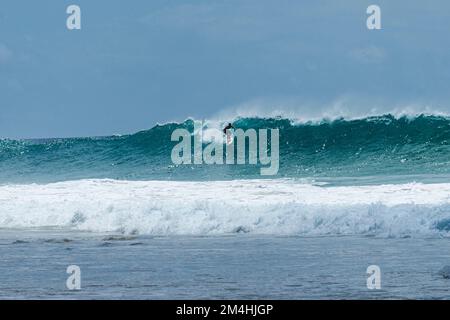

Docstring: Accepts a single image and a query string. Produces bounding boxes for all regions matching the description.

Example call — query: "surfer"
[223,123,235,134]
[223,123,235,145]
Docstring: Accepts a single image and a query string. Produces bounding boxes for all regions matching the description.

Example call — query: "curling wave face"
[1,114,450,183]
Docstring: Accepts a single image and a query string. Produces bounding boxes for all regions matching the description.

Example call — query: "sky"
[1,0,450,138]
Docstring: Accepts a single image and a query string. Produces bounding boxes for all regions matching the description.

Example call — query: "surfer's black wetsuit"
[223,123,234,134]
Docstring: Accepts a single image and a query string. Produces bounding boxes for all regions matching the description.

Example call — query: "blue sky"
[1,0,450,138]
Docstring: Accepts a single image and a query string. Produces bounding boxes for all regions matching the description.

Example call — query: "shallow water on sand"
[1,230,450,299]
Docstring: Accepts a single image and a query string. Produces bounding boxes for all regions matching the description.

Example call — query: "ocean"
[2,114,450,299]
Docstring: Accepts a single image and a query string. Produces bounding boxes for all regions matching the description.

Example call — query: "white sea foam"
[211,97,450,124]
[1,179,450,237]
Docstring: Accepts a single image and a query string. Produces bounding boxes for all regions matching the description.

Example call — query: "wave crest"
[1,114,450,182]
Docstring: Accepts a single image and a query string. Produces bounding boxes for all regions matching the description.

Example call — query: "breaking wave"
[1,179,450,238]
[1,114,450,183]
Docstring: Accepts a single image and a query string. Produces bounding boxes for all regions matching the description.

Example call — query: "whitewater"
[1,178,450,237]
[2,114,450,237]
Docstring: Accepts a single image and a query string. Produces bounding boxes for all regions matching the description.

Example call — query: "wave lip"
[1,179,450,238]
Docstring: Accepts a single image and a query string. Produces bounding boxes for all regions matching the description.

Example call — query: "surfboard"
[226,132,233,145]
